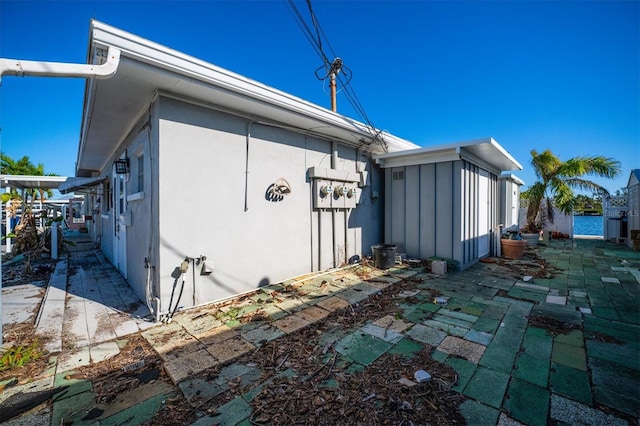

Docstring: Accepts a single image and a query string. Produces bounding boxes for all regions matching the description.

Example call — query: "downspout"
[0,46,121,84]
[331,141,338,267]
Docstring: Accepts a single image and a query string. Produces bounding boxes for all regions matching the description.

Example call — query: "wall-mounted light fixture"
[114,158,129,174]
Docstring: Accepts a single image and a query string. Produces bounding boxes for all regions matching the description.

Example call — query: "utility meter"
[320,185,334,196]
[336,185,349,197]
[347,187,357,198]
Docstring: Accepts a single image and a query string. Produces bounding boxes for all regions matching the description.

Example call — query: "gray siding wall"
[385,160,498,270]
[150,97,383,310]
[498,178,521,228]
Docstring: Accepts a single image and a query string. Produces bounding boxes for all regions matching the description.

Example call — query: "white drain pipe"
[0,46,121,84]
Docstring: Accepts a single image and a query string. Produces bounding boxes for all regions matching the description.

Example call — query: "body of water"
[574,215,603,236]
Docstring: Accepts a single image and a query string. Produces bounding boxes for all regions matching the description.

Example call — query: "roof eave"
[83,20,417,158]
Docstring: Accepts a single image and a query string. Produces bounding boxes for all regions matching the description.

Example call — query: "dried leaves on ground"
[147,280,466,425]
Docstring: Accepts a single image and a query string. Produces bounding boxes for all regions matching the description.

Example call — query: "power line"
[283,0,384,149]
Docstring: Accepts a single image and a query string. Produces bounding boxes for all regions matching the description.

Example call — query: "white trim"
[87,20,418,153]
[374,137,522,172]
[127,192,144,202]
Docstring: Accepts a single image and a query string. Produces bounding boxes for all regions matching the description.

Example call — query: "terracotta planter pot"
[501,238,527,260]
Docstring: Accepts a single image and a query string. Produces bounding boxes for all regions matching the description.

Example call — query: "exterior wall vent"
[392,170,404,180]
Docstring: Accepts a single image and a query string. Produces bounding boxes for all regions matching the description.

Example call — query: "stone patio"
[1,238,639,425]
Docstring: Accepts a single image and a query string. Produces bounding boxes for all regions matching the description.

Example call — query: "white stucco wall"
[518,205,574,237]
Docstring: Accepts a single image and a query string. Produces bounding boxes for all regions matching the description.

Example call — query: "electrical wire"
[283,0,386,151]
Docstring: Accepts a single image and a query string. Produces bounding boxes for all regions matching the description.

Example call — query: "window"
[137,154,144,193]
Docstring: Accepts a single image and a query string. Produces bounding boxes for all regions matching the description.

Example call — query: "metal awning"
[1,175,67,190]
[59,175,107,194]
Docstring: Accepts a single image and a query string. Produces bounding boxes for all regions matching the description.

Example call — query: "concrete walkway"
[1,238,638,425]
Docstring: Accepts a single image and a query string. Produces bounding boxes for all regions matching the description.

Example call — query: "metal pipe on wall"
[244,121,255,212]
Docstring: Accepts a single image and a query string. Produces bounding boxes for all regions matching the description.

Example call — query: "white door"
[478,170,490,257]
[113,172,127,277]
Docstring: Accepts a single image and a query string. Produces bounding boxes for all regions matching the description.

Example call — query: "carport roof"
[373,137,522,175]
[1,175,67,190]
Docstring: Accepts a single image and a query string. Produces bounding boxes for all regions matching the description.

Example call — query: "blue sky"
[1,0,638,194]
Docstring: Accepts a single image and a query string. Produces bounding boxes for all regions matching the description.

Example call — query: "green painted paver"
[214,396,252,426]
[549,362,592,405]
[552,341,587,371]
[594,387,640,418]
[334,332,393,365]
[591,307,622,321]
[472,316,500,334]
[53,371,93,401]
[402,308,433,324]
[463,366,509,408]
[445,356,477,392]
[102,393,172,426]
[513,352,549,387]
[465,329,493,346]
[51,390,96,425]
[387,338,423,358]
[423,320,468,337]
[590,356,640,407]
[459,400,500,425]
[432,313,474,329]
[504,378,550,426]
[430,349,448,362]
[492,326,525,348]
[501,313,528,330]
[584,316,640,343]
[479,344,517,374]
[438,308,479,323]
[521,332,553,360]
[591,342,640,371]
[413,302,441,313]
[179,378,226,402]
[508,287,546,302]
[555,329,584,347]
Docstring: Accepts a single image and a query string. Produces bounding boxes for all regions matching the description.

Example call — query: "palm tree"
[1,153,57,204]
[526,149,621,227]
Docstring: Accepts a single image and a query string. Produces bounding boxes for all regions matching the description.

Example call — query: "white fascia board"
[498,173,525,186]
[486,138,522,171]
[89,20,417,152]
[374,137,493,165]
[374,137,522,172]
[374,149,461,168]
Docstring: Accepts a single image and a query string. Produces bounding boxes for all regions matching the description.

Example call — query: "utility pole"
[330,71,337,112]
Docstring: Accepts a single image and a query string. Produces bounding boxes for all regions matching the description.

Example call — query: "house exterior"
[374,139,522,270]
[61,20,418,319]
